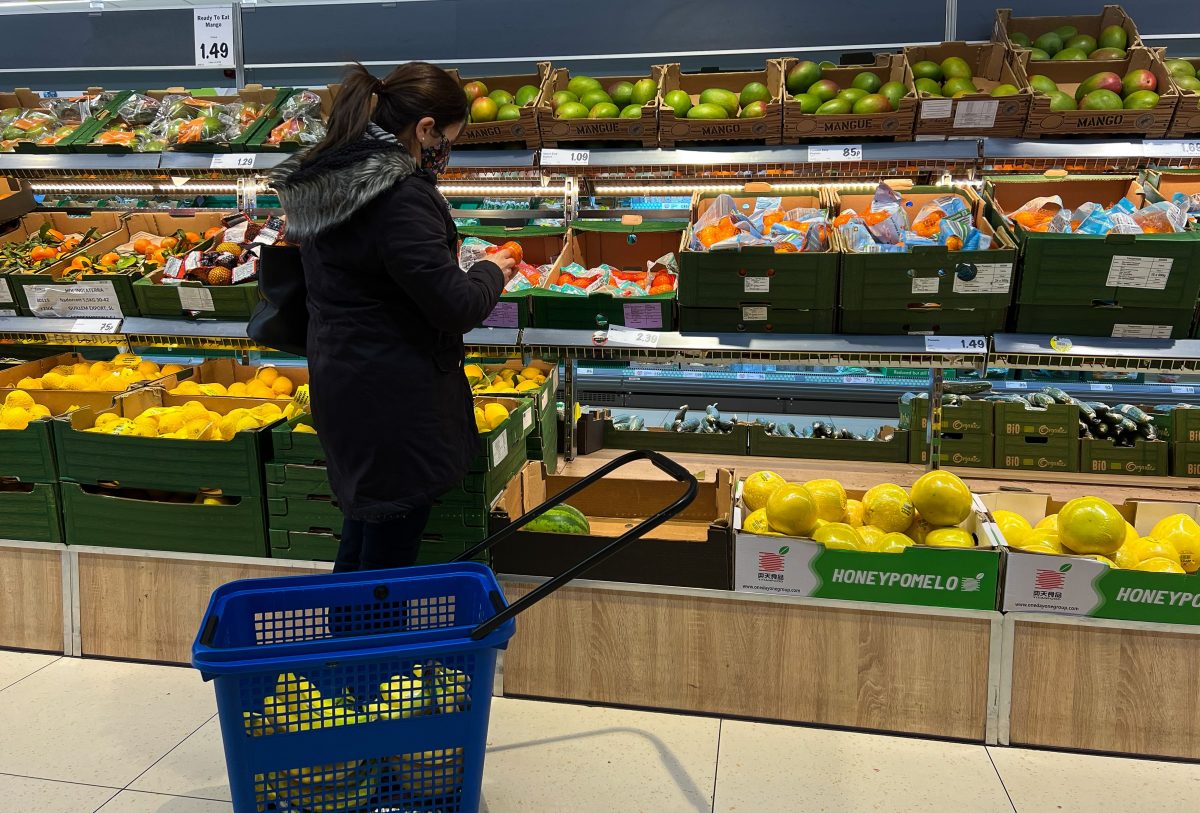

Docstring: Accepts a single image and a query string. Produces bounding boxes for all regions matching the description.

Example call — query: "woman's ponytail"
[302,61,467,163]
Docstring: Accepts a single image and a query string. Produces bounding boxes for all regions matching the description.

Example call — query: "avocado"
[588,102,620,119]
[1065,34,1098,54]
[1080,89,1123,111]
[620,104,643,119]
[914,78,943,96]
[792,93,821,113]
[567,75,601,97]
[852,94,891,114]
[1053,48,1089,61]
[739,81,771,108]
[555,101,589,120]
[663,89,692,117]
[1028,75,1059,95]
[851,71,882,93]
[699,88,739,116]
[807,79,839,103]
[630,78,659,106]
[1033,32,1063,56]
[878,81,906,110]
[1123,90,1159,110]
[1047,91,1077,111]
[911,60,943,82]
[687,103,728,119]
[786,61,822,94]
[991,84,1020,97]
[1099,25,1128,52]
[816,98,852,114]
[837,88,868,104]
[740,100,767,118]
[514,84,540,106]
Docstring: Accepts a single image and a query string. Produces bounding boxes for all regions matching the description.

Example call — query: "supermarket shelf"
[463,327,521,356]
[982,139,1149,160]
[448,150,539,169]
[992,334,1200,375]
[158,152,290,171]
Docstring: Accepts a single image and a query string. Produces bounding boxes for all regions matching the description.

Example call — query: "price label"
[491,430,508,463]
[193,7,235,67]
[924,336,987,354]
[521,408,533,431]
[679,370,705,379]
[808,144,862,162]
[606,325,660,348]
[178,286,215,313]
[1005,381,1028,390]
[541,148,590,165]
[71,318,121,334]
[210,153,256,169]
[911,276,940,295]
[1089,382,1115,392]
[1144,140,1200,158]
[953,100,998,129]
[744,276,770,293]
[1111,323,1172,339]
[735,372,767,381]
[1107,255,1172,290]
[921,98,953,119]
[0,282,12,305]
[482,301,519,328]
[741,306,768,322]
[1171,385,1195,395]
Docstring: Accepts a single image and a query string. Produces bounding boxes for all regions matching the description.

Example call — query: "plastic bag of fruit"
[0,109,61,151]
[115,93,162,126]
[218,101,265,140]
[265,114,327,146]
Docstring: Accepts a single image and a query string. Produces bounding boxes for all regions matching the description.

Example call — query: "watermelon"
[522,504,590,535]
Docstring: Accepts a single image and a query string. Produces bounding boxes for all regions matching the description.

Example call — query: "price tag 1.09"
[808,144,862,162]
[541,148,590,166]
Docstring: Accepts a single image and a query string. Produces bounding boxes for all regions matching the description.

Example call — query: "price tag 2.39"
[606,324,660,348]
[808,144,862,162]
[924,335,987,354]
[193,7,235,67]
[211,153,256,170]
[541,148,590,166]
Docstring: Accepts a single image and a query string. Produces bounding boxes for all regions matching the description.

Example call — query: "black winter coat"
[274,143,503,521]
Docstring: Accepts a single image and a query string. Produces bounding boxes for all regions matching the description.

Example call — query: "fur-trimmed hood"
[271,135,418,241]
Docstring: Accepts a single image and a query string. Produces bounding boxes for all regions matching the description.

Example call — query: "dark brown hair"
[303,61,467,163]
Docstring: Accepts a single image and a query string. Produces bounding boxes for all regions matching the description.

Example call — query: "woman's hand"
[489,248,520,283]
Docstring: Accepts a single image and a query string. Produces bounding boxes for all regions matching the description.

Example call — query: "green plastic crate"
[1015,304,1195,339]
[0,417,56,483]
[9,267,142,318]
[0,483,62,543]
[994,402,1080,472]
[268,529,487,565]
[60,483,267,555]
[264,461,332,497]
[678,306,835,333]
[747,426,910,462]
[1170,443,1200,477]
[840,307,1008,335]
[269,415,325,465]
[602,419,749,455]
[267,493,342,534]
[1080,438,1169,476]
[903,397,995,467]
[132,275,260,320]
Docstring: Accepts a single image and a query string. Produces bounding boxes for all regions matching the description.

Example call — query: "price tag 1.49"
[541,148,590,166]
[924,335,987,354]
[808,144,862,163]
[193,7,235,67]
[210,153,255,170]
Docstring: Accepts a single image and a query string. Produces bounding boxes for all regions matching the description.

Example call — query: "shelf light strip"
[30,181,265,194]
[593,183,821,195]
[437,185,565,197]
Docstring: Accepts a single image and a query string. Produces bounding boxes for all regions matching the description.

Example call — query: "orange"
[46,228,64,241]
[159,236,178,251]
[204,226,223,239]
[99,252,120,267]
[184,231,201,244]
[133,238,153,255]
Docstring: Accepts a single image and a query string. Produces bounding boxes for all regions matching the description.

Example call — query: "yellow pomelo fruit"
[516,380,539,392]
[255,367,279,386]
[71,362,90,376]
[520,366,542,380]
[1035,514,1058,531]
[863,484,913,533]
[857,525,885,548]
[910,470,972,526]
[765,484,819,537]
[906,511,931,545]
[1058,497,1125,555]
[483,403,509,430]
[227,382,248,397]
[1127,536,1181,566]
[474,406,488,433]
[843,499,864,527]
[924,527,974,548]
[233,416,260,434]
[1081,555,1116,567]
[136,361,160,376]
[272,376,294,396]
[1167,532,1200,574]
[1149,513,1200,541]
[28,404,50,419]
[812,522,865,551]
[40,372,66,389]
[1021,543,1062,556]
[803,478,847,522]
[294,423,318,435]
[1135,557,1185,574]
[992,509,1033,547]
[1113,545,1140,569]
[743,508,776,535]
[4,389,34,409]
[742,471,786,512]
[1124,522,1138,546]
[198,383,227,397]
[873,532,915,554]
[64,374,91,391]
[1015,528,1062,553]
[16,377,42,390]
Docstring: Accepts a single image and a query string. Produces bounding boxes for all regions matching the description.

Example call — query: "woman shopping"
[272,62,518,572]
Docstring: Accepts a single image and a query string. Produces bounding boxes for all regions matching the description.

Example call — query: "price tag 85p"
[808,144,863,162]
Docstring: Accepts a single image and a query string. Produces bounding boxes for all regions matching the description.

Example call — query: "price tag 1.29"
[193,7,235,67]
[808,144,862,163]
[211,153,256,170]
[924,335,987,354]
[541,148,590,166]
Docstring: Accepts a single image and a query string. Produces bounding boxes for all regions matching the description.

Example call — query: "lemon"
[63,374,90,391]
[4,389,34,409]
[742,508,776,535]
[1123,522,1138,547]
[463,364,484,383]
[29,404,50,419]
[233,416,260,434]
[1136,557,1185,574]
[227,381,248,397]
[483,403,509,430]
[198,383,228,397]
[1058,497,1125,555]
[1016,528,1063,553]
[15,377,42,390]
[519,366,542,380]
[516,380,539,392]
[1127,536,1181,566]
[843,499,864,527]
[803,478,847,522]
[863,484,913,533]
[924,527,974,548]
[742,470,786,512]
[857,525,885,549]
[246,381,275,398]
[873,532,915,554]
[256,367,280,386]
[0,407,30,430]
[1081,555,1116,568]
[812,522,865,550]
[1035,514,1058,531]
[992,509,1033,547]
[910,470,972,526]
[765,483,819,537]
[95,412,121,428]
[40,372,65,389]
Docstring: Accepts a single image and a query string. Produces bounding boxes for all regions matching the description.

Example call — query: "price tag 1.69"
[808,144,862,162]
[1144,140,1200,158]
[924,335,987,354]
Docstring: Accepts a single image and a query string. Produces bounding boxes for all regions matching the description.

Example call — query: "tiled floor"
[1,651,1198,812]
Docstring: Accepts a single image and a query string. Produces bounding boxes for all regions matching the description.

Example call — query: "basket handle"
[456,450,698,641]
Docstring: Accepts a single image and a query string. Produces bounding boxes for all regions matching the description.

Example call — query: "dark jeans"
[333,505,432,572]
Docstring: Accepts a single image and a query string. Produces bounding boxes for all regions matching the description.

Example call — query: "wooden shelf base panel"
[501,579,999,742]
[0,541,66,653]
[1005,614,1200,761]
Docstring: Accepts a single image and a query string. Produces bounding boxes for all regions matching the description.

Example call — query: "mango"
[1053,48,1089,61]
[851,71,882,93]
[1099,24,1128,51]
[852,94,891,114]
[699,88,739,116]
[1080,89,1123,111]
[687,103,728,119]
[1075,71,1122,102]
[786,61,822,94]
[816,98,852,114]
[807,79,839,103]
[1033,32,1063,56]
[1123,90,1159,110]
[1028,74,1059,95]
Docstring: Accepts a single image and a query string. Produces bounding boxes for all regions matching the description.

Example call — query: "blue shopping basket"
[193,450,697,813]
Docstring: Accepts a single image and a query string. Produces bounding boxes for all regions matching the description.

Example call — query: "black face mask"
[421,130,452,175]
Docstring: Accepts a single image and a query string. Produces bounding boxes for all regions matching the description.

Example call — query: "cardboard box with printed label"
[658,63,784,148]
[982,491,1200,626]
[779,54,917,142]
[733,485,1001,611]
[536,65,660,149]
[448,64,550,149]
[0,212,123,313]
[905,42,1031,139]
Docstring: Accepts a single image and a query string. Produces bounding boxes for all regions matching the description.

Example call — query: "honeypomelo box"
[733,486,1001,611]
[983,492,1200,625]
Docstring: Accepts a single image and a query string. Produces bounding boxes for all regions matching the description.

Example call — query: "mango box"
[536,65,662,148]
[158,358,308,399]
[904,42,1030,138]
[779,53,916,142]
[733,487,1001,611]
[658,62,784,148]
[981,492,1200,625]
[1165,58,1200,138]
[489,462,734,590]
[448,63,551,150]
[992,5,1143,59]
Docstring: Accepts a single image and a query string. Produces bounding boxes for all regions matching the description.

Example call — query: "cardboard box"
[1141,170,1200,210]
[530,221,685,330]
[733,489,1000,611]
[490,462,734,590]
[982,491,1200,625]
[658,63,783,148]
[747,425,910,462]
[535,66,662,148]
[0,212,124,311]
[779,54,916,142]
[448,65,550,149]
[905,42,1031,138]
[1013,48,1179,138]
[1165,57,1200,138]
[158,358,308,399]
[992,6,1144,60]
[0,177,35,225]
